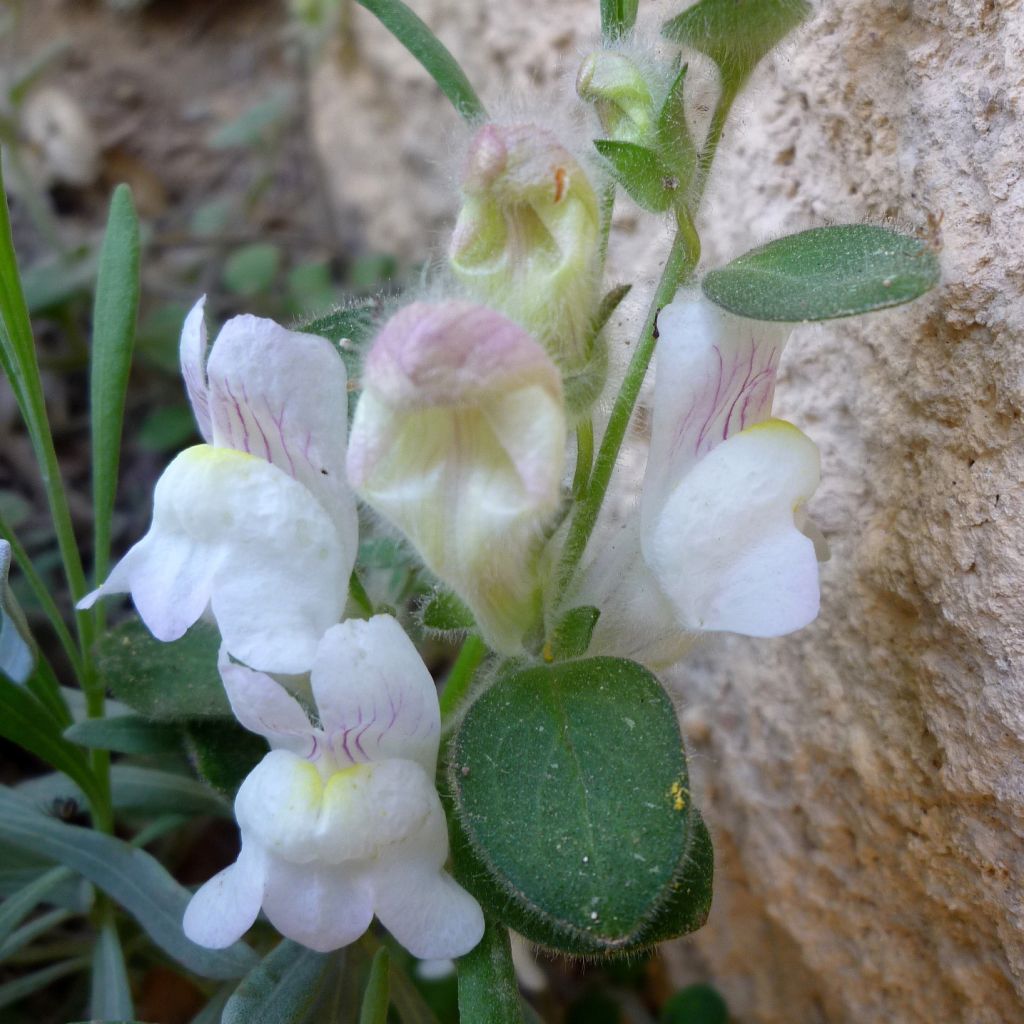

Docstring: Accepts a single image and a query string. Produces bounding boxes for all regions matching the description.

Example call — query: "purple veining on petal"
[269,403,298,477]
[222,379,252,454]
[241,381,272,461]
[354,716,374,760]
[307,733,319,761]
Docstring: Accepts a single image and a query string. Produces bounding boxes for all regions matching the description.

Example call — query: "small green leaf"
[223,243,281,297]
[64,714,184,756]
[420,588,476,635]
[0,786,256,979]
[663,0,812,88]
[655,64,696,188]
[90,918,134,1022]
[594,140,679,213]
[355,0,486,122]
[222,940,332,1024]
[184,719,268,798]
[661,983,729,1024]
[91,184,141,586]
[601,0,639,40]
[448,657,710,955]
[95,620,230,720]
[702,225,941,322]
[547,606,600,661]
[359,947,391,1024]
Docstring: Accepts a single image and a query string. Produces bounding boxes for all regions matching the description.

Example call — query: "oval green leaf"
[447,657,710,955]
[702,225,940,322]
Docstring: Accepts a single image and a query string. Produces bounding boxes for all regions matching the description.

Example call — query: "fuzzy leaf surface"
[702,224,941,321]
[94,620,229,720]
[447,657,709,954]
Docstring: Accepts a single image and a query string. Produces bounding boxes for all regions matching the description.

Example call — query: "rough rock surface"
[311,1,1024,1021]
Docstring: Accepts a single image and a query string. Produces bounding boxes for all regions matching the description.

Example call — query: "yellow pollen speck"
[542,641,554,663]
[670,780,687,812]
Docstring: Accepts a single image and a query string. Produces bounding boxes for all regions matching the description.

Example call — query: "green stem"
[457,917,524,1024]
[439,634,487,724]
[571,418,594,498]
[349,570,375,617]
[552,82,738,606]
[597,181,616,271]
[555,212,699,605]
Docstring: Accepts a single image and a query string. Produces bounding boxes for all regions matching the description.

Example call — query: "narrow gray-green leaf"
[95,619,229,720]
[663,0,811,88]
[702,225,941,321]
[600,0,639,40]
[359,946,390,1024]
[222,939,332,1024]
[65,714,184,756]
[594,140,679,212]
[0,907,72,961]
[0,787,255,979]
[0,865,73,949]
[0,956,89,1010]
[0,540,33,684]
[91,184,140,585]
[0,675,103,813]
[91,918,134,1021]
[355,0,486,121]
[17,764,230,819]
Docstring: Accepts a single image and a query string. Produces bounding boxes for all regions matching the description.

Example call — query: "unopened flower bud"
[449,125,601,402]
[576,51,655,144]
[347,301,567,654]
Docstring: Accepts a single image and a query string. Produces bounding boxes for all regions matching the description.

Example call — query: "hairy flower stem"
[440,634,488,725]
[572,418,595,498]
[553,84,736,607]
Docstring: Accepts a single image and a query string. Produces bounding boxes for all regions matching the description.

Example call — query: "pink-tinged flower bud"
[449,125,602,410]
[576,51,655,144]
[348,301,567,654]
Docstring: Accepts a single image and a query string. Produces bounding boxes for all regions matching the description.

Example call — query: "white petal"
[183,840,265,949]
[642,293,792,533]
[235,749,323,861]
[206,314,357,554]
[647,419,821,637]
[218,647,317,756]
[89,445,351,673]
[370,807,484,959]
[311,617,441,775]
[180,296,213,442]
[261,857,374,953]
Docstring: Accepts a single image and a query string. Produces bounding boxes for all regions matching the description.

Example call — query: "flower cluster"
[84,114,823,960]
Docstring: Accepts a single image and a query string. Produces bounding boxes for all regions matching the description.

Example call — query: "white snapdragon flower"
[183,615,484,959]
[347,301,566,655]
[80,298,357,674]
[581,293,822,667]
